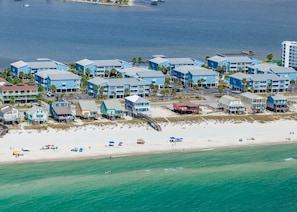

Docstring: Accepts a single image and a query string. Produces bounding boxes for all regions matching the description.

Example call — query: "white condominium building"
[282,41,297,69]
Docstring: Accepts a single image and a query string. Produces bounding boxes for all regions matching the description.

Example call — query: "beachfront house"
[11,59,68,77]
[218,95,246,114]
[100,99,124,120]
[173,101,199,114]
[240,92,266,113]
[171,65,219,87]
[24,106,48,124]
[0,80,38,104]
[35,70,81,93]
[229,72,289,93]
[88,77,150,98]
[0,104,19,124]
[266,94,288,112]
[76,100,98,119]
[76,59,132,77]
[49,101,75,122]
[125,95,150,116]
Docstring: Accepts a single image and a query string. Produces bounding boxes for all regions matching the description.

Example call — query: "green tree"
[217,81,228,95]
[138,57,143,64]
[124,88,130,97]
[267,53,273,61]
[38,86,44,92]
[85,68,91,78]
[132,57,137,65]
[93,85,99,95]
[50,84,57,94]
[99,86,105,98]
[10,97,15,105]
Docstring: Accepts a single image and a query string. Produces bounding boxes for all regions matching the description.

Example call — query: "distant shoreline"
[67,0,132,7]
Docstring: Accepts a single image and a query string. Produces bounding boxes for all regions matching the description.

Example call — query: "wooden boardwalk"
[136,113,162,131]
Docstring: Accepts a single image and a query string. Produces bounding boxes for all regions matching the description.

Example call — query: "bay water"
[1,0,297,67]
[1,143,297,211]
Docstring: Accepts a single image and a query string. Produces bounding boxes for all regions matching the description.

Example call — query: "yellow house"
[76,100,98,119]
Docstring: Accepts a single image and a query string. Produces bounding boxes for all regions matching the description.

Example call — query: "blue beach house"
[76,59,97,77]
[35,70,81,93]
[172,66,219,87]
[136,71,165,88]
[11,59,68,77]
[24,106,48,124]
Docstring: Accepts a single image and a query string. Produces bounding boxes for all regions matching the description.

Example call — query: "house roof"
[125,95,149,104]
[36,70,80,80]
[108,78,149,86]
[208,55,227,63]
[136,71,164,78]
[25,106,44,115]
[0,84,37,91]
[0,104,16,113]
[27,61,57,69]
[149,57,168,64]
[218,95,244,107]
[93,59,122,67]
[88,77,109,85]
[251,74,284,81]
[230,72,250,80]
[166,58,194,65]
[118,67,148,77]
[241,92,264,100]
[175,65,217,76]
[78,100,98,112]
[269,94,288,101]
[102,99,123,111]
[76,59,93,66]
[247,63,278,71]
[11,60,28,68]
[270,66,297,74]
[52,106,72,115]
[227,56,252,63]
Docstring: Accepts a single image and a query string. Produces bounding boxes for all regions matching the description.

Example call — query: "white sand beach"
[0,119,296,164]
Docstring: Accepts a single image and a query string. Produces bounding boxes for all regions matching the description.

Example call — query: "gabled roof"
[25,106,45,115]
[52,106,72,115]
[0,84,37,91]
[78,100,98,112]
[102,99,123,111]
[36,70,80,80]
[270,66,297,74]
[218,95,244,106]
[136,71,164,78]
[0,104,16,113]
[250,74,284,81]
[268,94,288,101]
[241,92,264,100]
[88,77,109,85]
[27,61,57,69]
[247,63,278,71]
[230,72,250,80]
[125,95,149,104]
[76,59,93,66]
[208,55,227,63]
[108,78,149,86]
[149,57,168,64]
[11,60,28,68]
[166,58,194,65]
[227,56,252,63]
[93,59,122,67]
[175,65,217,76]
[119,67,148,77]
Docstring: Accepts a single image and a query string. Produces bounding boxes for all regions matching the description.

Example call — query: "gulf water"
[1,143,297,211]
[1,0,297,67]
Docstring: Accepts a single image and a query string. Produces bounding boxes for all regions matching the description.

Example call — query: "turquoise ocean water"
[1,143,297,211]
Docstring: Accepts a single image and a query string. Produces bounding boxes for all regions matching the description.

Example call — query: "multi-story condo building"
[0,80,38,104]
[282,41,297,69]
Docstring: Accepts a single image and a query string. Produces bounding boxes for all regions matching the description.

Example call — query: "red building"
[173,101,199,114]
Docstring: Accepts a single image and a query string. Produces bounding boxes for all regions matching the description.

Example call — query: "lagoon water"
[0,0,297,67]
[1,144,297,211]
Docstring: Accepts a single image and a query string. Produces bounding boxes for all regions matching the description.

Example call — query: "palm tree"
[217,81,228,96]
[267,82,272,93]
[85,68,91,78]
[93,85,99,95]
[124,88,130,97]
[50,85,57,94]
[10,97,15,105]
[19,72,24,80]
[104,69,110,78]
[138,57,143,64]
[188,79,193,88]
[290,80,295,92]
[99,86,105,98]
[132,57,137,65]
